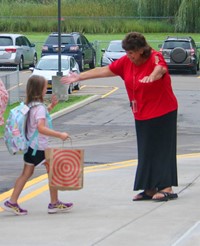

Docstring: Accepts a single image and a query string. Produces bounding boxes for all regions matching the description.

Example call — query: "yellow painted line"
[18,184,49,203]
[177,153,200,158]
[80,85,87,89]
[1,153,200,212]
[0,174,48,201]
[101,86,118,98]
[7,83,23,91]
[85,160,135,170]
[79,84,118,98]
[85,162,137,173]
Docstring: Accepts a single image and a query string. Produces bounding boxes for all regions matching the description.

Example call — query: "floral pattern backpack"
[0,79,9,125]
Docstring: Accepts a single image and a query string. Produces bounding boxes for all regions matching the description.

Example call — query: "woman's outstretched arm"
[61,66,116,85]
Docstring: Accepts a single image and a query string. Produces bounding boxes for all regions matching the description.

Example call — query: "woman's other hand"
[61,72,80,84]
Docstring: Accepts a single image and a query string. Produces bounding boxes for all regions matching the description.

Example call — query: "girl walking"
[4,75,73,215]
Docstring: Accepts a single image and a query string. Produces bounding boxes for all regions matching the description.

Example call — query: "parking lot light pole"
[57,0,62,76]
[53,0,68,101]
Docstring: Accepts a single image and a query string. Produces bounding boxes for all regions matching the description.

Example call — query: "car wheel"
[79,57,84,72]
[31,54,37,67]
[170,47,187,63]
[68,83,73,94]
[74,83,80,90]
[191,65,197,74]
[197,61,199,71]
[19,56,24,70]
[89,55,96,69]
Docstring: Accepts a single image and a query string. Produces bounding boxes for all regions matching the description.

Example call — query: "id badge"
[131,100,138,113]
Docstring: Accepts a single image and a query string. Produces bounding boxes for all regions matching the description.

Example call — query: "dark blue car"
[41,32,96,71]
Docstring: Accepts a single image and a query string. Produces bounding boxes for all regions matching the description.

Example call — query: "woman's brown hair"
[26,75,46,105]
[122,32,152,58]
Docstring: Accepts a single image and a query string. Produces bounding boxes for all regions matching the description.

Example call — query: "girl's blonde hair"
[26,75,46,104]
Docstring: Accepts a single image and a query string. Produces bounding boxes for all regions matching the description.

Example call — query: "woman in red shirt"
[61,32,178,202]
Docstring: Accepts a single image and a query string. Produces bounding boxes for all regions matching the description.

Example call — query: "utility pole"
[57,0,62,76]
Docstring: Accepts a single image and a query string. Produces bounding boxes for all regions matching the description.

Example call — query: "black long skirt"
[134,110,178,191]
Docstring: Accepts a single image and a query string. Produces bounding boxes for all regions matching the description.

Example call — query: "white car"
[0,33,37,70]
[101,40,126,66]
[29,55,80,95]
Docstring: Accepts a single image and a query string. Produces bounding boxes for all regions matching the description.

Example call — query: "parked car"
[101,40,126,66]
[29,55,80,95]
[0,33,37,70]
[159,36,200,74]
[41,32,96,71]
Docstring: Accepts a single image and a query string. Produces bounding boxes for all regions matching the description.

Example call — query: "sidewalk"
[0,154,200,246]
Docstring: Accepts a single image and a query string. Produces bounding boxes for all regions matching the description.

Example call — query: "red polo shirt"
[109,50,178,120]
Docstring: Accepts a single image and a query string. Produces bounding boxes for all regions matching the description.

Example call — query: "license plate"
[165,58,170,63]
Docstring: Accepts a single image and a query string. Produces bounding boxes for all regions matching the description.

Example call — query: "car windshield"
[36,59,70,70]
[163,41,190,49]
[107,42,125,52]
[0,37,13,46]
[45,36,74,45]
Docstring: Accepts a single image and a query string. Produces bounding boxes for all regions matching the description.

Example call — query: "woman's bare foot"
[133,189,157,201]
[152,187,178,201]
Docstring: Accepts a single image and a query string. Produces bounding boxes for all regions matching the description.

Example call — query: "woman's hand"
[139,65,167,83]
[61,72,80,84]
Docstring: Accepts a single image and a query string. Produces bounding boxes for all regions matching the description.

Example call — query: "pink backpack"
[0,79,9,125]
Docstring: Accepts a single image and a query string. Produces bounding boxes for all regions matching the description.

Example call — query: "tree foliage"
[137,0,182,17]
[0,0,200,33]
[175,0,200,32]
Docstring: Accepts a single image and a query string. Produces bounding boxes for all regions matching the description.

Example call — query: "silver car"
[101,40,126,66]
[29,55,80,95]
[0,33,37,70]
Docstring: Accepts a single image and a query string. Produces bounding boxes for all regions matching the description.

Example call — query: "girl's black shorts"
[24,147,45,167]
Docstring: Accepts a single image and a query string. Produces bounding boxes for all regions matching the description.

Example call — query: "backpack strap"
[46,110,53,129]
[27,102,53,156]
[28,130,39,156]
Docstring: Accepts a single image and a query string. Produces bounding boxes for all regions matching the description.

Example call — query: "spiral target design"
[51,149,83,188]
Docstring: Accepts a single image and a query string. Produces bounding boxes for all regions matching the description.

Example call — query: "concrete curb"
[51,94,101,120]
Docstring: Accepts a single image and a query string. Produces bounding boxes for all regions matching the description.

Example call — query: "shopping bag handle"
[62,136,73,148]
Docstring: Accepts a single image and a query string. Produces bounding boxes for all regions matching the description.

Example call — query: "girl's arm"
[37,118,69,141]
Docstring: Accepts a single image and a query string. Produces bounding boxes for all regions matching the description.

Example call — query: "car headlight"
[102,55,113,65]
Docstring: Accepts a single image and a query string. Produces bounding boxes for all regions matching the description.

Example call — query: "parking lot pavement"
[0,154,200,246]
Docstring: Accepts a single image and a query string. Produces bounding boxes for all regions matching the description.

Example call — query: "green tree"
[175,0,200,32]
[138,0,182,17]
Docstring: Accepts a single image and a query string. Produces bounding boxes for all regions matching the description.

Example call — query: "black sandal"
[152,191,178,202]
[132,191,152,201]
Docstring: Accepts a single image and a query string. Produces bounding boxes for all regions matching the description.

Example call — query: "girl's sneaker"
[48,200,73,214]
[4,200,28,215]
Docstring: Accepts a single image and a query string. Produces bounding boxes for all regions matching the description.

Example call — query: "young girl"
[4,75,73,215]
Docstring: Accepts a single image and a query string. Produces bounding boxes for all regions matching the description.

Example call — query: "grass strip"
[0,94,91,137]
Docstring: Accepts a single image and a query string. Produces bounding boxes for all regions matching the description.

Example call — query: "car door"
[70,56,79,73]
[20,36,33,65]
[80,35,93,64]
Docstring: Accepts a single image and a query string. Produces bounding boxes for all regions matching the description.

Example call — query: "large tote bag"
[45,147,84,190]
